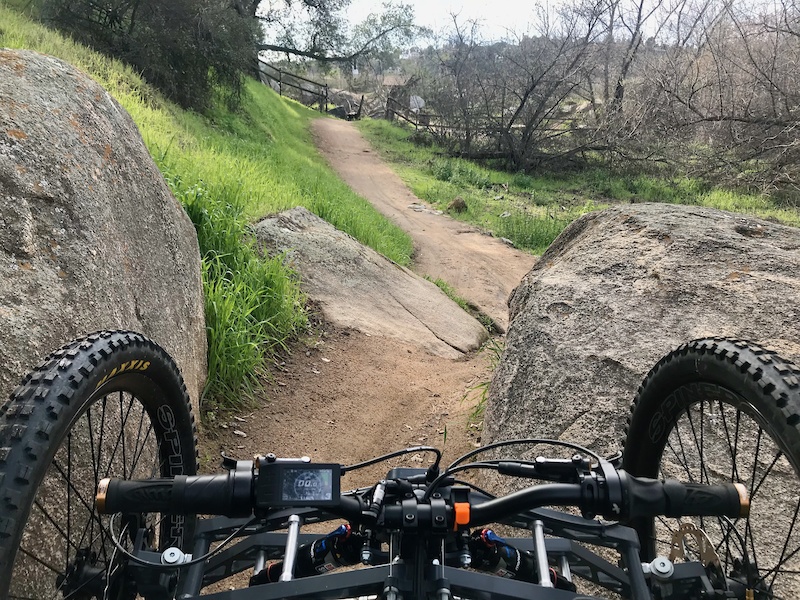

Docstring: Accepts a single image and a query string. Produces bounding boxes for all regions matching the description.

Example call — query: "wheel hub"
[56,548,107,599]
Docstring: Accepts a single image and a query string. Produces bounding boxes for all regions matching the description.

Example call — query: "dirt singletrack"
[311,118,535,333]
[203,117,536,484]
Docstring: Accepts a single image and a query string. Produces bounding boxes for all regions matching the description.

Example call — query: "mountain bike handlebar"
[96,457,749,526]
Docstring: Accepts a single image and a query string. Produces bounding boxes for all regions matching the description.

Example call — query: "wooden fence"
[257,60,328,112]
[384,97,432,128]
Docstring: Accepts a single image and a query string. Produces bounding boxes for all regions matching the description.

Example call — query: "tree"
[41,0,259,109]
[240,0,418,64]
[632,0,800,190]
[411,7,603,170]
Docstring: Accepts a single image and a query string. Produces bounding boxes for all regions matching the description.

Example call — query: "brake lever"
[498,455,594,483]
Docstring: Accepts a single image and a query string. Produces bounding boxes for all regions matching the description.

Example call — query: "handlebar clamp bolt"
[405,513,415,522]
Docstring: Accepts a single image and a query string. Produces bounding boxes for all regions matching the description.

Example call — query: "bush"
[494,210,570,254]
[39,0,258,110]
[176,179,307,407]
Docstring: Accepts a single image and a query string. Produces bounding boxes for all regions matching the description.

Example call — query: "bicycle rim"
[624,339,800,599]
[0,331,197,599]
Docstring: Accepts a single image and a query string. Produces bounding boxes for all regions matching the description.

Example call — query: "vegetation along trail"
[311,117,535,333]
[206,118,536,481]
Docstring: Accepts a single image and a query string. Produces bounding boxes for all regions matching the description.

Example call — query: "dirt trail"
[203,118,535,483]
[311,118,535,333]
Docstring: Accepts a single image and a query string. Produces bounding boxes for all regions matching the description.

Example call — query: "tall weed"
[494,210,572,255]
[173,178,307,407]
[467,338,505,423]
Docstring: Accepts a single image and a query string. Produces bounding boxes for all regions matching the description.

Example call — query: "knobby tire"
[623,338,800,600]
[0,330,198,599]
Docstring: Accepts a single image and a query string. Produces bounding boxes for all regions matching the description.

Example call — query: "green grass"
[425,276,496,332]
[466,338,505,424]
[176,180,308,404]
[358,120,600,253]
[426,276,470,311]
[1,3,413,409]
[358,119,800,247]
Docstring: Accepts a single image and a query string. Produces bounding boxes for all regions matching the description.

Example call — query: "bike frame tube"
[171,506,655,600]
[180,563,611,600]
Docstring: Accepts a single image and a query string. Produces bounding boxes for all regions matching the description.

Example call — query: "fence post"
[279,69,283,97]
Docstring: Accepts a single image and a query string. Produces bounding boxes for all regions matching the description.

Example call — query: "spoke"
[130,404,148,471]
[50,459,105,537]
[667,414,694,482]
[756,542,800,591]
[749,429,764,493]
[94,393,150,564]
[741,428,764,565]
[50,460,95,521]
[715,405,744,570]
[101,393,139,480]
[734,409,742,477]
[700,401,706,483]
[87,406,99,482]
[685,405,712,485]
[665,438,695,481]
[751,451,784,502]
[62,568,107,600]
[746,518,761,584]
[77,411,113,566]
[16,546,64,578]
[768,495,800,591]
[31,499,81,555]
[119,391,128,479]
[762,544,800,577]
[718,401,741,483]
[654,515,679,548]
[88,398,109,559]
[684,405,712,532]
[128,411,156,478]
[713,516,746,563]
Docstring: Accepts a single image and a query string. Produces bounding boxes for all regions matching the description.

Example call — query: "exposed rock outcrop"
[0,49,205,410]
[253,207,488,358]
[484,203,800,454]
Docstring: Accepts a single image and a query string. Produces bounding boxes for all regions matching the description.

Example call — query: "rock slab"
[253,207,488,358]
[485,203,800,453]
[0,49,206,410]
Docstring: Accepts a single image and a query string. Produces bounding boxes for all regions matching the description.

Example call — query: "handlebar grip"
[622,473,749,520]
[97,473,253,518]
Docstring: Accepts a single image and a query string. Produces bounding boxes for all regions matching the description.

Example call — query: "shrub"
[176,179,307,407]
[39,0,258,110]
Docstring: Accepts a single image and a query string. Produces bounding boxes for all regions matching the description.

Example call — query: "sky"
[346,0,545,43]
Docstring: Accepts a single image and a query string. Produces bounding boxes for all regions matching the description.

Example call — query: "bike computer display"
[255,462,341,508]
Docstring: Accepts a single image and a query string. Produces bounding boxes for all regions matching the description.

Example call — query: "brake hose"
[107,513,257,570]
[342,446,443,474]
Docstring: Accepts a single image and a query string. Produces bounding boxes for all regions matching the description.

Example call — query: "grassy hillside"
[359,119,800,254]
[0,3,413,410]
